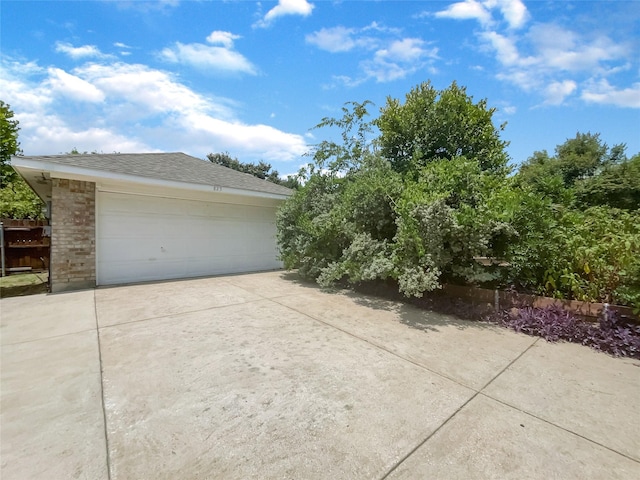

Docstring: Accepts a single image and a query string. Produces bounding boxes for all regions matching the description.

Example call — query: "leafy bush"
[575,153,640,210]
[376,81,509,175]
[276,83,639,311]
[391,158,516,294]
[496,306,640,359]
[0,174,45,219]
[277,175,347,280]
[494,187,640,310]
[317,233,394,287]
[586,310,640,357]
[504,205,640,307]
[560,207,640,306]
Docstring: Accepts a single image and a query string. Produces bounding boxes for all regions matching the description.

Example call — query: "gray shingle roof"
[19,152,293,196]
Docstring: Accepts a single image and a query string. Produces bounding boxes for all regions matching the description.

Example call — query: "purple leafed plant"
[496,305,640,359]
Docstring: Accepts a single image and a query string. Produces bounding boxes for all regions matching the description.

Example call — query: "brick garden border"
[441,284,639,323]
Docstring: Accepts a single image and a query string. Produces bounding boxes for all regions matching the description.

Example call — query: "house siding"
[50,179,96,293]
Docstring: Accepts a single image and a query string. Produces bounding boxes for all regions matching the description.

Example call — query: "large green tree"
[518,132,620,189]
[0,177,45,219]
[575,153,640,210]
[375,81,509,175]
[0,101,44,219]
[308,100,375,174]
[517,132,636,208]
[1,100,21,187]
[207,151,299,189]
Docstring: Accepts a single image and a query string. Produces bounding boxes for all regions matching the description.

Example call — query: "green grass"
[0,272,48,297]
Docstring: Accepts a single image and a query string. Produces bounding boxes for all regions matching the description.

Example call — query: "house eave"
[11,157,291,201]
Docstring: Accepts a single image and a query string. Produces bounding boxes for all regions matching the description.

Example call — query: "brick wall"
[50,179,96,293]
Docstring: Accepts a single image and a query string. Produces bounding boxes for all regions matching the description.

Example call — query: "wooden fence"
[1,218,50,275]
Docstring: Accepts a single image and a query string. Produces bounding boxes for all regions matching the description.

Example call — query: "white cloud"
[55,42,107,59]
[206,31,241,48]
[495,70,536,91]
[528,24,628,73]
[255,0,314,28]
[363,38,438,82]
[581,79,640,108]
[306,26,357,53]
[32,119,154,155]
[326,75,365,89]
[543,80,577,105]
[305,23,388,53]
[76,63,234,119]
[435,0,492,26]
[433,0,528,29]
[160,34,256,75]
[378,38,431,63]
[107,0,180,13]
[308,24,438,85]
[46,68,105,103]
[179,112,308,161]
[469,17,633,107]
[0,60,51,112]
[113,42,133,56]
[434,1,635,108]
[494,0,529,29]
[361,21,402,36]
[480,31,534,68]
[0,58,309,160]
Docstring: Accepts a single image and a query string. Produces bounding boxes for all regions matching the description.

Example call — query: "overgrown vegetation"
[0,100,45,219]
[0,175,45,219]
[1,100,21,188]
[496,306,640,359]
[276,81,640,311]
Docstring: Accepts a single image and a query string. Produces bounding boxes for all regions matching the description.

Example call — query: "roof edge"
[12,157,291,201]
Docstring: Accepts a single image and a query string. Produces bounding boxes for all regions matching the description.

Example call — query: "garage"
[97,192,280,285]
[12,152,292,292]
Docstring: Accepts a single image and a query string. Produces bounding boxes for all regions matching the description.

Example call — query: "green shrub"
[276,85,639,310]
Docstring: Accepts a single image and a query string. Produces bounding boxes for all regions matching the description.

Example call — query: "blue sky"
[2,0,639,176]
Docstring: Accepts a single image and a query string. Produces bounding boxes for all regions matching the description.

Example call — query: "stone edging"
[441,284,639,323]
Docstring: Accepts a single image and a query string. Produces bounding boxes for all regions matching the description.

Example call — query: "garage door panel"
[99,259,187,285]
[185,257,233,276]
[100,216,170,240]
[104,195,180,216]
[188,201,227,218]
[97,192,282,285]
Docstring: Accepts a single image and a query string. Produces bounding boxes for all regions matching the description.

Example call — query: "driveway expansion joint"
[477,337,540,393]
[0,327,98,347]
[269,295,479,391]
[379,338,541,478]
[94,290,113,480]
[479,392,640,464]
[473,337,640,463]
[96,296,269,330]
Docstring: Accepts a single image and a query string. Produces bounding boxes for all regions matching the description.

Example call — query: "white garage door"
[97,192,282,285]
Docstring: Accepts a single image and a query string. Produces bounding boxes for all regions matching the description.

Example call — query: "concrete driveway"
[1,271,639,479]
